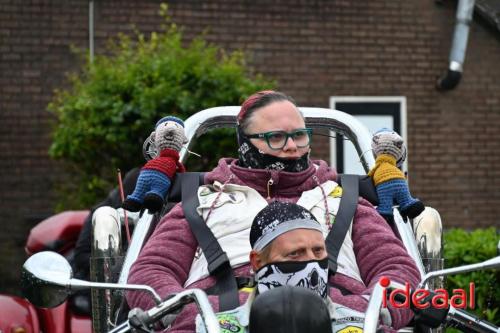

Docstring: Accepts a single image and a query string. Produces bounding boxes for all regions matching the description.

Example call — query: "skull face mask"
[255,258,329,300]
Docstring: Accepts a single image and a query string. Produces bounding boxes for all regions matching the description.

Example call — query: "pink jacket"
[126,158,420,332]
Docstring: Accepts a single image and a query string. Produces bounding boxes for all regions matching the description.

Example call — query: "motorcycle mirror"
[22,252,164,308]
[21,251,73,308]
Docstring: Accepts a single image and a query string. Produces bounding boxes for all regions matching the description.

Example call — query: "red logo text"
[379,277,475,310]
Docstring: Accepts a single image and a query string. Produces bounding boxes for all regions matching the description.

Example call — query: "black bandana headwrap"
[237,126,310,172]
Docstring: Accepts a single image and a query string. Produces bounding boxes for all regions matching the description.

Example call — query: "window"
[330,96,407,175]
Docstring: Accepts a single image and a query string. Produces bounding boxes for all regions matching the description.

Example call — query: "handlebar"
[418,256,500,290]
[447,307,499,333]
[109,289,220,333]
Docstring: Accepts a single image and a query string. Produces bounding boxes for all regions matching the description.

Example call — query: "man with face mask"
[126,91,420,333]
[195,202,377,333]
[249,201,329,300]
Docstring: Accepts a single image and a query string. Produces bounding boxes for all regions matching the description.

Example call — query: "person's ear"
[249,250,264,271]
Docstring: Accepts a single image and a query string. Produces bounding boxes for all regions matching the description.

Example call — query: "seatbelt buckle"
[206,251,231,276]
[236,276,255,289]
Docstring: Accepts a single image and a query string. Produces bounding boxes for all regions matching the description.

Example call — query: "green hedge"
[443,227,499,328]
[48,4,275,209]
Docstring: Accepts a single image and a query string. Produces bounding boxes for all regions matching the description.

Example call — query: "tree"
[48,4,275,208]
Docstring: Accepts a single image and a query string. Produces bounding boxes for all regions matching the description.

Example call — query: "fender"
[37,302,91,333]
[25,210,89,256]
[0,294,92,333]
[0,294,40,333]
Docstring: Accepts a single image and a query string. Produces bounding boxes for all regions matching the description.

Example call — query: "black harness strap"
[180,172,240,311]
[326,174,359,275]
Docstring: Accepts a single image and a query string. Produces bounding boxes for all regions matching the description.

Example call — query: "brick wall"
[1,0,499,294]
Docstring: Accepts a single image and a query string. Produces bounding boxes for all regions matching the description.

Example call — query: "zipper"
[266,178,274,199]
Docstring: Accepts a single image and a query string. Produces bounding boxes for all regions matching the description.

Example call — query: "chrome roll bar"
[180,106,375,172]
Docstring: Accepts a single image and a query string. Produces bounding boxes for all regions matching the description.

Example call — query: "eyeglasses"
[246,128,313,150]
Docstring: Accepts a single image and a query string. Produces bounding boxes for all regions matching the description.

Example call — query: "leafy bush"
[48,4,275,209]
[443,227,499,328]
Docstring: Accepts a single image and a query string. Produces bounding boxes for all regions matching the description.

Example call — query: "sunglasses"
[246,128,313,150]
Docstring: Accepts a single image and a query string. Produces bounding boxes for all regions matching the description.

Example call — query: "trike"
[4,107,495,332]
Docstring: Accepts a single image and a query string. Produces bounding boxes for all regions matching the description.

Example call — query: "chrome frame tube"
[117,212,155,285]
[447,307,499,333]
[109,289,220,333]
[418,256,500,290]
[364,281,406,333]
[70,278,162,305]
[394,209,426,277]
[364,283,385,333]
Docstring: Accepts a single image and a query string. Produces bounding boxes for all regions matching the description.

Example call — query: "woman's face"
[245,100,309,159]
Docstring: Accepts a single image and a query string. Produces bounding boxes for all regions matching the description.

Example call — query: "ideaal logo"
[379,277,475,310]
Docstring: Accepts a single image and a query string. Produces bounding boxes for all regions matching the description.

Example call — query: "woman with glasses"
[126,91,420,332]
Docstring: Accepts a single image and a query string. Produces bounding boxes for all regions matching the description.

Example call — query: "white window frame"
[329,96,407,174]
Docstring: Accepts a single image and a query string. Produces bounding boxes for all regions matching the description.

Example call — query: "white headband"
[253,218,323,251]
